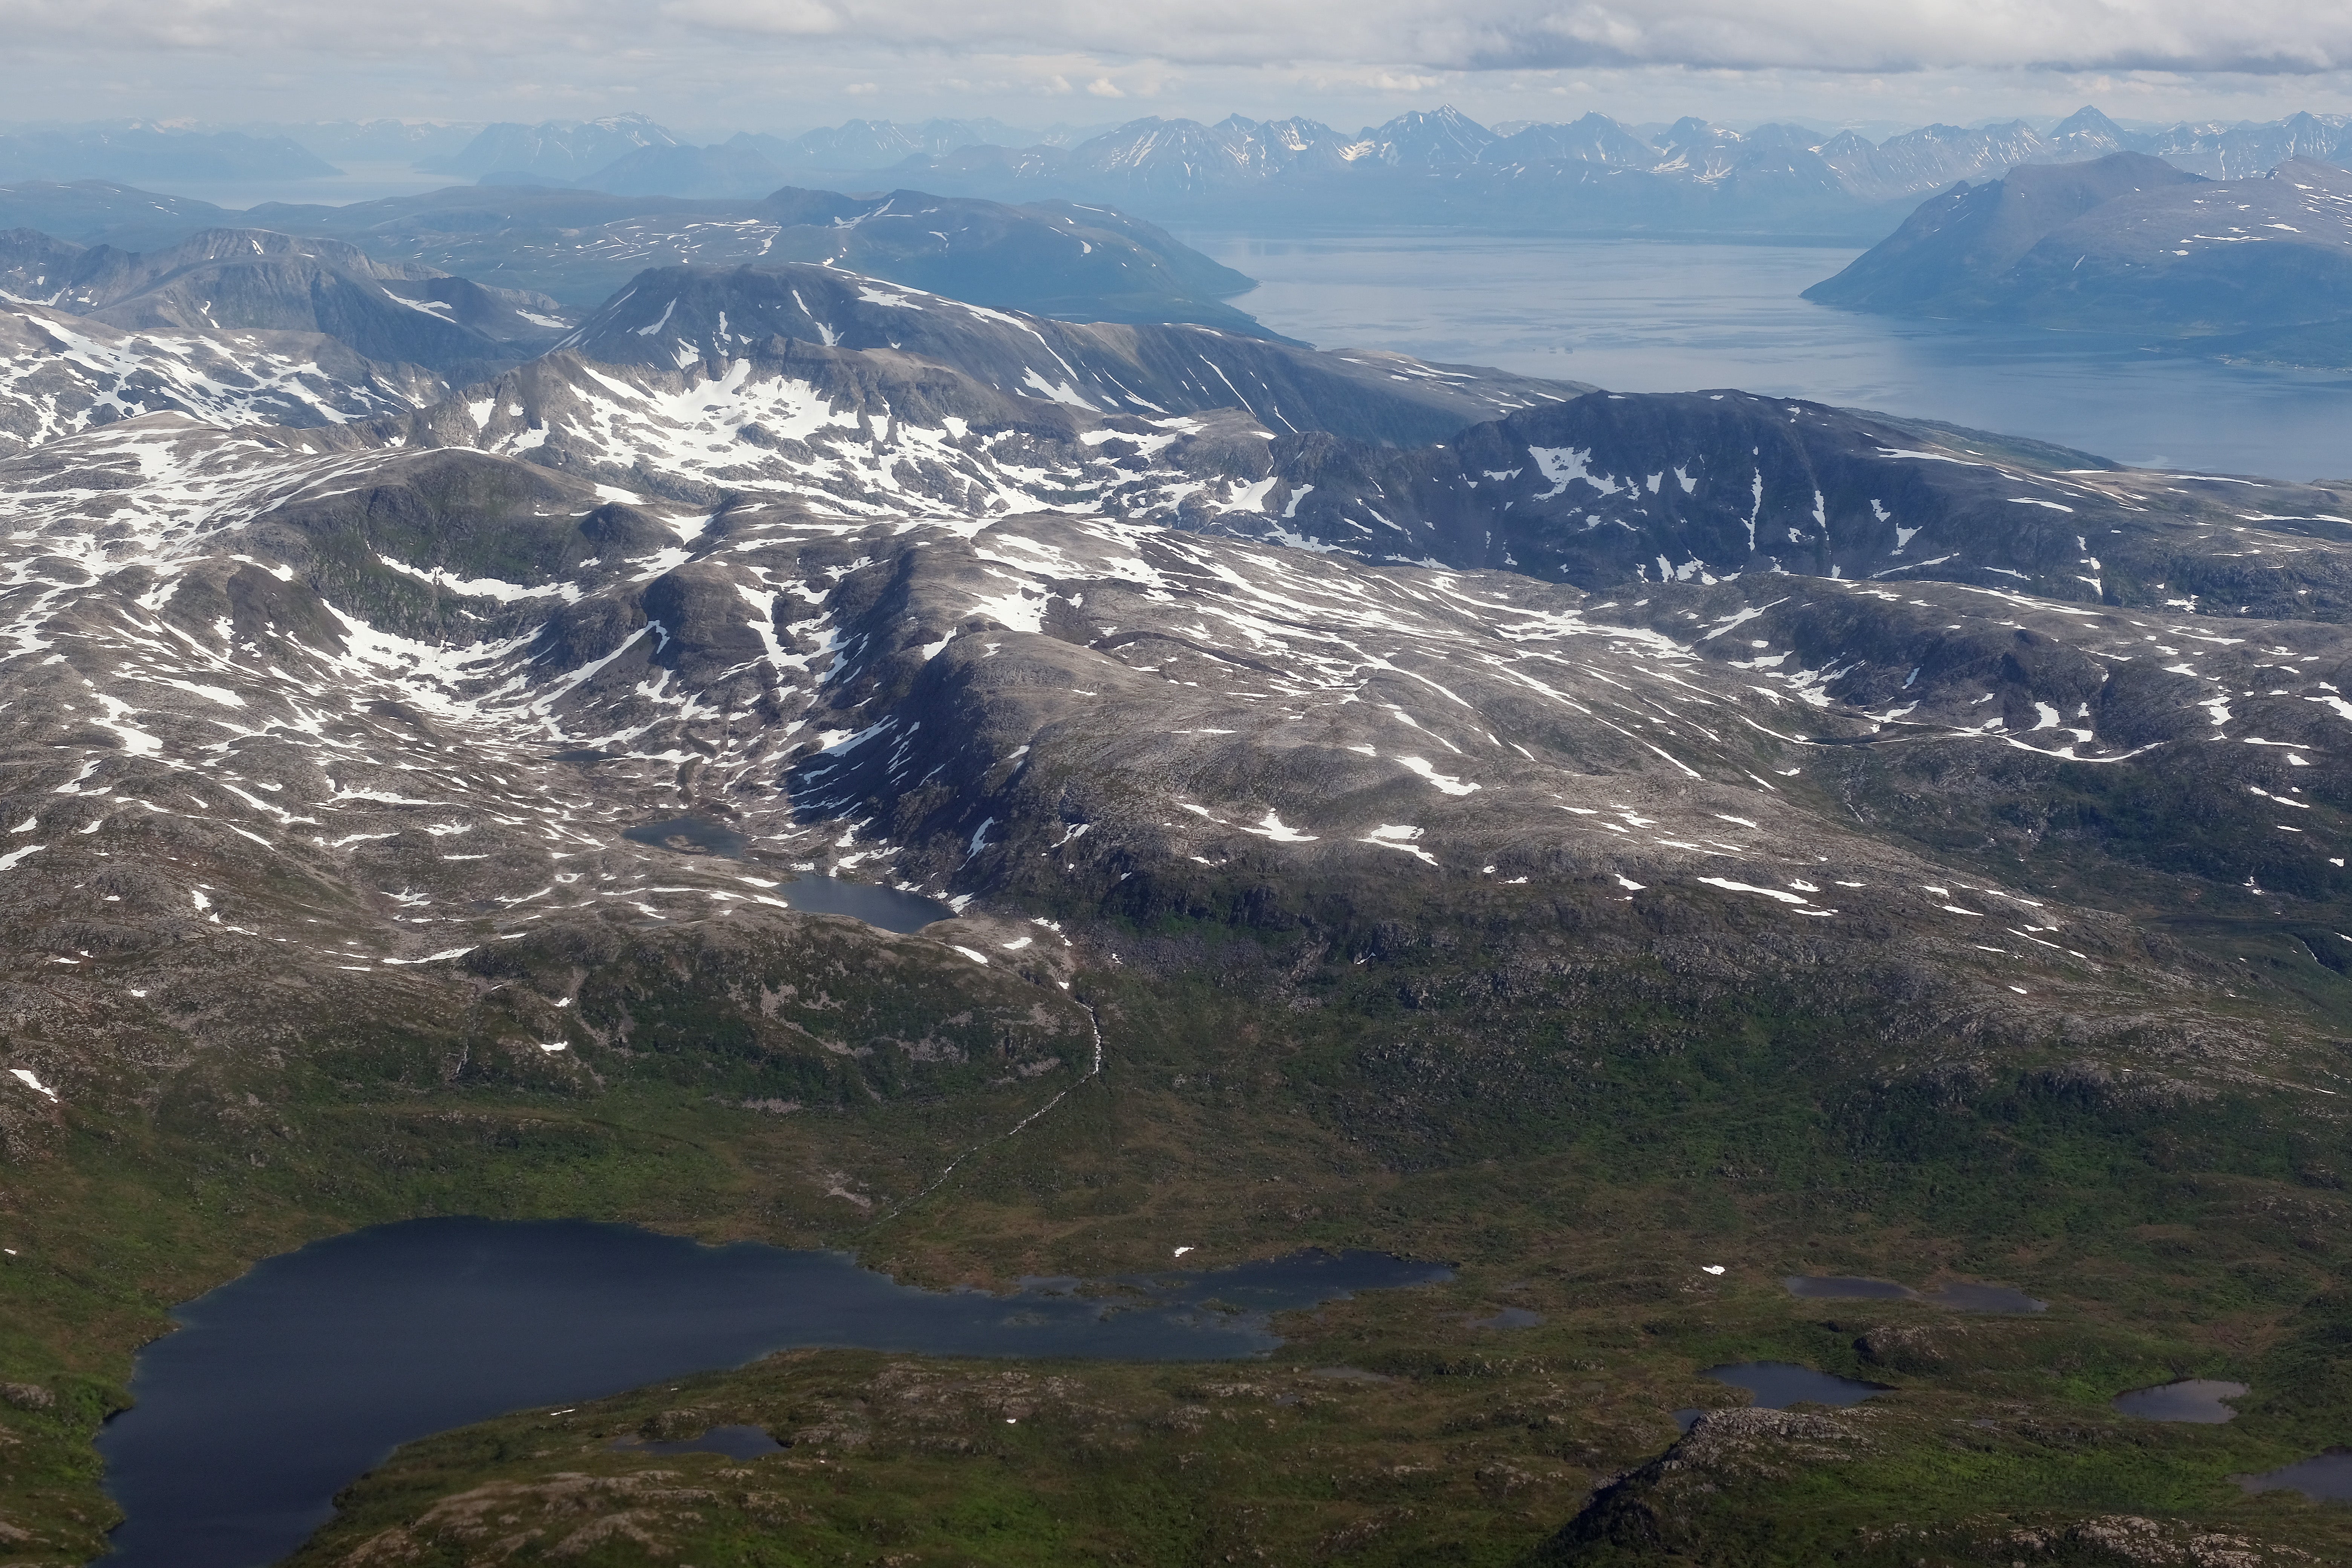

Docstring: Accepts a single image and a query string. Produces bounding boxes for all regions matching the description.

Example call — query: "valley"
[0,204,2347,1568]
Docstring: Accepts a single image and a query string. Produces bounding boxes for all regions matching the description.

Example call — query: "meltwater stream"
[99,1218,1448,1568]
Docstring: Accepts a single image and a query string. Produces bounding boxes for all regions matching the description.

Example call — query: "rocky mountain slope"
[1,263,2349,1566]
[1808,155,2352,366]
[1799,153,2205,312]
[0,301,438,453]
[0,179,246,250]
[549,260,1577,442]
[0,225,568,381]
[2140,109,2352,179]
[1230,387,2352,614]
[0,296,2342,1126]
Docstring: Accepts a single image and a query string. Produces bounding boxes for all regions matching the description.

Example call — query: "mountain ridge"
[0,224,567,381]
[1807,153,2352,364]
[0,202,2349,1568]
[852,104,2352,234]
[0,179,1275,333]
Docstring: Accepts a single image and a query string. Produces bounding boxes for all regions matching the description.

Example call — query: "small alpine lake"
[1702,1361,1891,1410]
[619,815,954,933]
[2112,1378,2250,1424]
[2238,1449,2352,1503]
[97,1217,1449,1568]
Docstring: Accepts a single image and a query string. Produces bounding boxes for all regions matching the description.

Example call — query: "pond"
[97,1218,1449,1568]
[1468,1306,1544,1329]
[2112,1379,2248,1423]
[2238,1449,2352,1503]
[621,815,953,933]
[1701,1361,1890,1410]
[1920,1283,2045,1313]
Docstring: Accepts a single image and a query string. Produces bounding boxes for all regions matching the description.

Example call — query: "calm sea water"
[1197,232,2352,483]
[98,1218,1447,1568]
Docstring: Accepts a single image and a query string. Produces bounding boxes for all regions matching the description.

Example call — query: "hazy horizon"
[6,0,2352,149]
[9,101,2347,148]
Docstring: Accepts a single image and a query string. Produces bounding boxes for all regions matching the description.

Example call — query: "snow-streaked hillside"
[0,303,439,454]
[0,260,2349,1159]
[549,260,1579,445]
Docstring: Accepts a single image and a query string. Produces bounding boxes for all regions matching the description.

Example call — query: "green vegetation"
[2,894,2350,1564]
[275,1259,2352,1566]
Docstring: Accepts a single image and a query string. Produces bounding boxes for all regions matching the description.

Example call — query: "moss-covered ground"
[1,911,2348,1565]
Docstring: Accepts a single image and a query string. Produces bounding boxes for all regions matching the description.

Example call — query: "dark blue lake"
[98,1217,1447,1568]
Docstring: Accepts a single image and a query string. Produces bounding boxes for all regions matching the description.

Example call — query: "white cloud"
[2,0,2350,130]
[11,0,2352,76]
[1449,2,2352,76]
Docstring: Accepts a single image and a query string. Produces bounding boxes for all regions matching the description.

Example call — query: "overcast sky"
[7,0,2352,136]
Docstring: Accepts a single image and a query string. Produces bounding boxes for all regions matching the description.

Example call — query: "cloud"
[1446,2,2352,77]
[8,0,2351,76]
[3,0,2350,132]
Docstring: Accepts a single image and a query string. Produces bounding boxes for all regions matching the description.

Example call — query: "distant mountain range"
[0,179,1268,331]
[873,105,2352,233]
[8,107,2351,241]
[458,104,2352,238]
[441,117,1113,187]
[425,113,683,182]
[0,123,337,186]
[1806,152,2352,368]
[269,119,485,165]
[515,105,2352,189]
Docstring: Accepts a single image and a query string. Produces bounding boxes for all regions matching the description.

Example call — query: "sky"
[6,0,2352,137]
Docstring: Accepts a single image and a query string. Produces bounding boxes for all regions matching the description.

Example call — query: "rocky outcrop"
[1537,1407,1871,1560]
